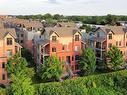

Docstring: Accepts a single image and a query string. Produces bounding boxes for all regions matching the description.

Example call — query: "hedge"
[35,70,127,95]
[0,88,6,95]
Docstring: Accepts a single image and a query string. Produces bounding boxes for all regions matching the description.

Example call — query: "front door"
[66,56,71,64]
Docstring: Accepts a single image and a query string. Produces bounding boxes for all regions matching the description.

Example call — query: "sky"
[0,0,127,16]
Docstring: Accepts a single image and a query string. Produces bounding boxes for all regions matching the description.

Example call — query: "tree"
[0,88,6,95]
[21,48,35,67]
[38,56,64,82]
[43,13,52,19]
[106,14,117,25]
[107,46,125,70]
[6,53,35,95]
[53,14,63,20]
[80,24,95,33]
[79,48,96,76]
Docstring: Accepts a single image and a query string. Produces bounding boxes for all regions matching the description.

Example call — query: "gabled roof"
[97,26,127,35]
[45,27,81,37]
[3,18,43,29]
[0,28,16,39]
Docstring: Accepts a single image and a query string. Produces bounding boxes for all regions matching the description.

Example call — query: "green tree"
[6,53,35,95]
[0,88,6,95]
[21,48,35,67]
[43,13,52,19]
[107,46,125,70]
[38,56,64,82]
[106,14,117,25]
[80,24,95,33]
[79,48,96,76]
[53,14,64,20]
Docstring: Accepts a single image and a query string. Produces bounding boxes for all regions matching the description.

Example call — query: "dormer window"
[108,34,112,39]
[52,36,57,42]
[75,35,79,41]
[7,38,12,45]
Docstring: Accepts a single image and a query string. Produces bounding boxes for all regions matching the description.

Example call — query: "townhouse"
[34,23,84,74]
[88,26,127,61]
[0,23,21,84]
[3,18,43,53]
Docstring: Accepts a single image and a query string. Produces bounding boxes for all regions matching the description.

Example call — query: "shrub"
[35,70,127,95]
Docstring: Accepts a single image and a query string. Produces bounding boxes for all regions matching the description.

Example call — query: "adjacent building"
[34,23,84,74]
[0,27,21,84]
[88,26,127,61]
[3,18,44,53]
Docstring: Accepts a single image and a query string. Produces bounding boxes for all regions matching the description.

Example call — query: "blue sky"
[0,0,127,15]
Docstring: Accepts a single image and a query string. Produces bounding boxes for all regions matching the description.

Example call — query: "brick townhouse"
[3,18,43,53]
[88,26,127,61]
[34,23,84,74]
[0,22,21,84]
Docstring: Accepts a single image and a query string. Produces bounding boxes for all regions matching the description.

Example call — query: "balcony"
[95,42,106,51]
[41,44,50,56]
[96,50,106,60]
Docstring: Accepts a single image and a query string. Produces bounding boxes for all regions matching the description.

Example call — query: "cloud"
[44,0,80,4]
[45,0,100,4]
[0,0,127,15]
[44,0,59,4]
[82,0,101,4]
[48,0,57,3]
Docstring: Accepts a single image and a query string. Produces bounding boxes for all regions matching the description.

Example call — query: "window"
[75,55,80,60]
[108,34,112,39]
[75,35,79,41]
[119,41,121,46]
[72,56,74,61]
[21,34,24,37]
[52,47,56,52]
[7,50,12,57]
[15,46,18,53]
[7,38,12,45]
[75,64,79,70]
[2,74,5,80]
[52,36,57,42]
[108,43,112,48]
[20,40,24,43]
[62,45,65,50]
[75,46,79,51]
[116,41,118,46]
[2,62,5,68]
[66,56,71,64]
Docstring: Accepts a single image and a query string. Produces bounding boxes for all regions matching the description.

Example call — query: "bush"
[35,70,127,95]
[0,88,6,95]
